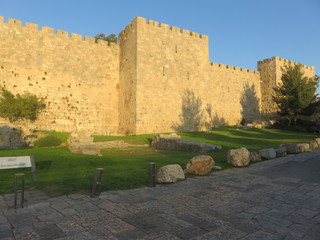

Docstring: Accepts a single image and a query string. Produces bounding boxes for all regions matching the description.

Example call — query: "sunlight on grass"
[0,127,316,195]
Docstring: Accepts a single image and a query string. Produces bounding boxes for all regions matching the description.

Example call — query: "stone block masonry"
[0,16,316,135]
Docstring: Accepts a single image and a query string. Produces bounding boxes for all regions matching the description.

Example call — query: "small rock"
[297,143,310,153]
[275,147,287,157]
[227,147,250,167]
[309,140,319,151]
[214,165,222,170]
[249,152,262,163]
[156,164,185,183]
[184,155,214,176]
[259,148,276,160]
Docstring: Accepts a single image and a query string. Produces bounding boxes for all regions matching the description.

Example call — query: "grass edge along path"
[0,127,316,196]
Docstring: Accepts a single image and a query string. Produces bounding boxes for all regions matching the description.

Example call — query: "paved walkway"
[1,151,320,240]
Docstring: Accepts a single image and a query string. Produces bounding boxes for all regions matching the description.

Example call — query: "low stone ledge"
[151,134,221,153]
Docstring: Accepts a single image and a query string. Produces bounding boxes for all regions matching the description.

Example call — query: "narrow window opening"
[163,66,165,76]
[175,44,178,53]
[187,71,190,80]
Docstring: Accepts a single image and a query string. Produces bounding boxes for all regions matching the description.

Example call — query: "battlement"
[119,16,208,41]
[258,56,314,70]
[0,16,118,47]
[210,62,258,74]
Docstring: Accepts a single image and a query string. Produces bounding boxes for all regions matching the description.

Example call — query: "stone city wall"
[0,17,119,134]
[0,16,316,135]
[127,17,262,134]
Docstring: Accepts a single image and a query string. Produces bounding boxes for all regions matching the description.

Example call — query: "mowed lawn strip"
[0,127,315,196]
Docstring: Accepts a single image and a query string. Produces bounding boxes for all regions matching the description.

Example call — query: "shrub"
[33,135,62,147]
[240,118,246,126]
[0,87,45,122]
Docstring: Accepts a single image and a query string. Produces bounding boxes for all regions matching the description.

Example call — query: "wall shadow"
[240,83,260,123]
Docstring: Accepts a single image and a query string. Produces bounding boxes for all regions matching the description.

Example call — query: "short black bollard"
[14,173,25,209]
[148,162,156,187]
[91,168,104,198]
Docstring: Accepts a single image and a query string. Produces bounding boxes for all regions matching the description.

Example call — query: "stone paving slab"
[1,150,320,239]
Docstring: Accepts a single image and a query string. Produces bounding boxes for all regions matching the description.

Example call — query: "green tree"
[94,33,118,43]
[272,64,318,125]
[0,87,45,122]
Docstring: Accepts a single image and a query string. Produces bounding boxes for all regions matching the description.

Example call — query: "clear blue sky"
[1,0,319,89]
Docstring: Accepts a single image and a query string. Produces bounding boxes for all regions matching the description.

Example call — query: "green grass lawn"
[0,127,316,196]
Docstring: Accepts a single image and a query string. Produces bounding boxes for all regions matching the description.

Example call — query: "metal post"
[148,162,156,187]
[14,173,25,209]
[91,168,104,198]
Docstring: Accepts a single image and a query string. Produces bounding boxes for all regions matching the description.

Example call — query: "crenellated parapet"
[258,56,314,71]
[119,16,208,41]
[210,62,258,74]
[0,16,117,47]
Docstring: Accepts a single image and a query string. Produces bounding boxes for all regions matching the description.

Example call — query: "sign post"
[14,173,25,209]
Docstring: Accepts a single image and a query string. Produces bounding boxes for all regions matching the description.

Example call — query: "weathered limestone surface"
[309,140,319,151]
[151,134,221,153]
[0,126,27,149]
[249,152,262,163]
[297,143,310,153]
[156,164,185,183]
[259,148,276,160]
[227,147,250,167]
[280,143,299,154]
[184,155,214,176]
[67,131,101,156]
[275,147,287,158]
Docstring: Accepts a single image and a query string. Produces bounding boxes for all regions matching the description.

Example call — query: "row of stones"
[227,138,320,167]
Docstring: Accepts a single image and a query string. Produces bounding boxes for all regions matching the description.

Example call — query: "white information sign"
[0,156,32,169]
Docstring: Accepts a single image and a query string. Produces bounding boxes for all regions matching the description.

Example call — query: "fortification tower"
[258,57,315,116]
[119,16,210,135]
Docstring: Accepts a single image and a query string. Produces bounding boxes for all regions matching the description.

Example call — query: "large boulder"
[68,131,101,156]
[249,152,262,163]
[0,126,27,149]
[156,164,185,183]
[151,134,221,153]
[259,148,276,160]
[315,138,320,145]
[184,155,214,175]
[296,143,310,153]
[227,147,250,167]
[280,143,298,154]
[309,140,319,151]
[275,147,287,158]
